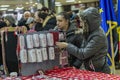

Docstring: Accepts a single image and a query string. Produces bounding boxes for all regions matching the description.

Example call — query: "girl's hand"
[56,42,68,49]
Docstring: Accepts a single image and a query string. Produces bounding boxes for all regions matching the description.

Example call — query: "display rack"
[17,31,68,76]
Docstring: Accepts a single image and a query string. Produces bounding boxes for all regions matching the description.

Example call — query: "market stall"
[1,29,68,76]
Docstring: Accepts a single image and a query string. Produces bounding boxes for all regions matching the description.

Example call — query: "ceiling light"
[35,3,38,5]
[33,4,35,6]
[8,9,14,11]
[26,2,29,4]
[30,2,33,3]
[55,2,61,5]
[0,5,10,7]
[0,8,7,10]
[66,0,75,2]
[78,1,81,3]
[16,7,24,10]
[55,2,62,6]
[55,4,62,6]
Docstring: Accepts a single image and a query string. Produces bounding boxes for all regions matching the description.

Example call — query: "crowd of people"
[0,6,111,75]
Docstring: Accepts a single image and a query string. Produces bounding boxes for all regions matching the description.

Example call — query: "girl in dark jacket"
[56,7,111,74]
[54,11,83,69]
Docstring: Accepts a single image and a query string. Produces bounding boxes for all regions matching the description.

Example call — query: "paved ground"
[115,69,120,75]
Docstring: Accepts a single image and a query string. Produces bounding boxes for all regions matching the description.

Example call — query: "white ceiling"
[0,0,98,11]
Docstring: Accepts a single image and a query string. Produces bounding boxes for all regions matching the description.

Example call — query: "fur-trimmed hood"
[80,7,101,33]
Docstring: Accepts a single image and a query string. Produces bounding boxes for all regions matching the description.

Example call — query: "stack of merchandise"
[2,67,120,80]
[44,67,120,80]
[17,31,68,75]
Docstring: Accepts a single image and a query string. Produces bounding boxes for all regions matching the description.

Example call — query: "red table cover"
[2,67,120,80]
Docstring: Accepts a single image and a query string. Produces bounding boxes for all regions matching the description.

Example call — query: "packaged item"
[39,34,47,47]
[28,49,36,62]
[33,34,40,47]
[49,31,59,45]
[47,33,54,46]
[48,47,55,60]
[59,50,68,66]
[41,48,48,60]
[10,72,17,77]
[26,35,33,49]
[20,49,27,63]
[36,49,43,62]
[19,35,25,49]
[59,32,66,42]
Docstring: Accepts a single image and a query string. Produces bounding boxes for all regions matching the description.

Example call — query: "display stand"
[1,27,19,75]
[17,31,68,76]
[1,28,68,76]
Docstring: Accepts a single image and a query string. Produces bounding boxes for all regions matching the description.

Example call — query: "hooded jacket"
[66,7,110,73]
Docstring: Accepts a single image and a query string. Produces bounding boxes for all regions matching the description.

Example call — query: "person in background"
[56,7,111,74]
[54,11,83,68]
[34,9,43,31]
[17,11,31,30]
[38,7,56,30]
[0,21,7,66]
[26,17,36,33]
[40,7,49,14]
[4,15,16,27]
[2,15,19,73]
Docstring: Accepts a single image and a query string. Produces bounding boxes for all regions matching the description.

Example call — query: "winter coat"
[54,21,83,68]
[34,22,43,31]
[43,15,56,30]
[66,7,111,74]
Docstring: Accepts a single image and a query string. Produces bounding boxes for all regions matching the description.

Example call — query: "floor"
[115,63,120,75]
[115,69,120,75]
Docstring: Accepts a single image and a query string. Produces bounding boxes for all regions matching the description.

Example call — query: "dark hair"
[41,7,49,12]
[4,15,16,27]
[0,21,7,28]
[58,12,70,21]
[38,12,48,20]
[13,12,17,15]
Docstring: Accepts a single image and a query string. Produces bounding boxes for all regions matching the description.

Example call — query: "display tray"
[18,31,67,76]
[2,67,120,80]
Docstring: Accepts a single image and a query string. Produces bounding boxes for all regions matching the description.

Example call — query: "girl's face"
[56,15,69,31]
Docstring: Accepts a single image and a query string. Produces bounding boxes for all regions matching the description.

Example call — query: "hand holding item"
[56,42,68,49]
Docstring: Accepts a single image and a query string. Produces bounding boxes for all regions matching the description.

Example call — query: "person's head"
[4,15,16,27]
[38,12,48,23]
[67,11,73,19]
[79,7,101,33]
[23,11,31,20]
[40,7,49,14]
[56,12,70,31]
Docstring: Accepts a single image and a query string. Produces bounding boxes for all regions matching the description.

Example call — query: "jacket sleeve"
[66,34,107,60]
